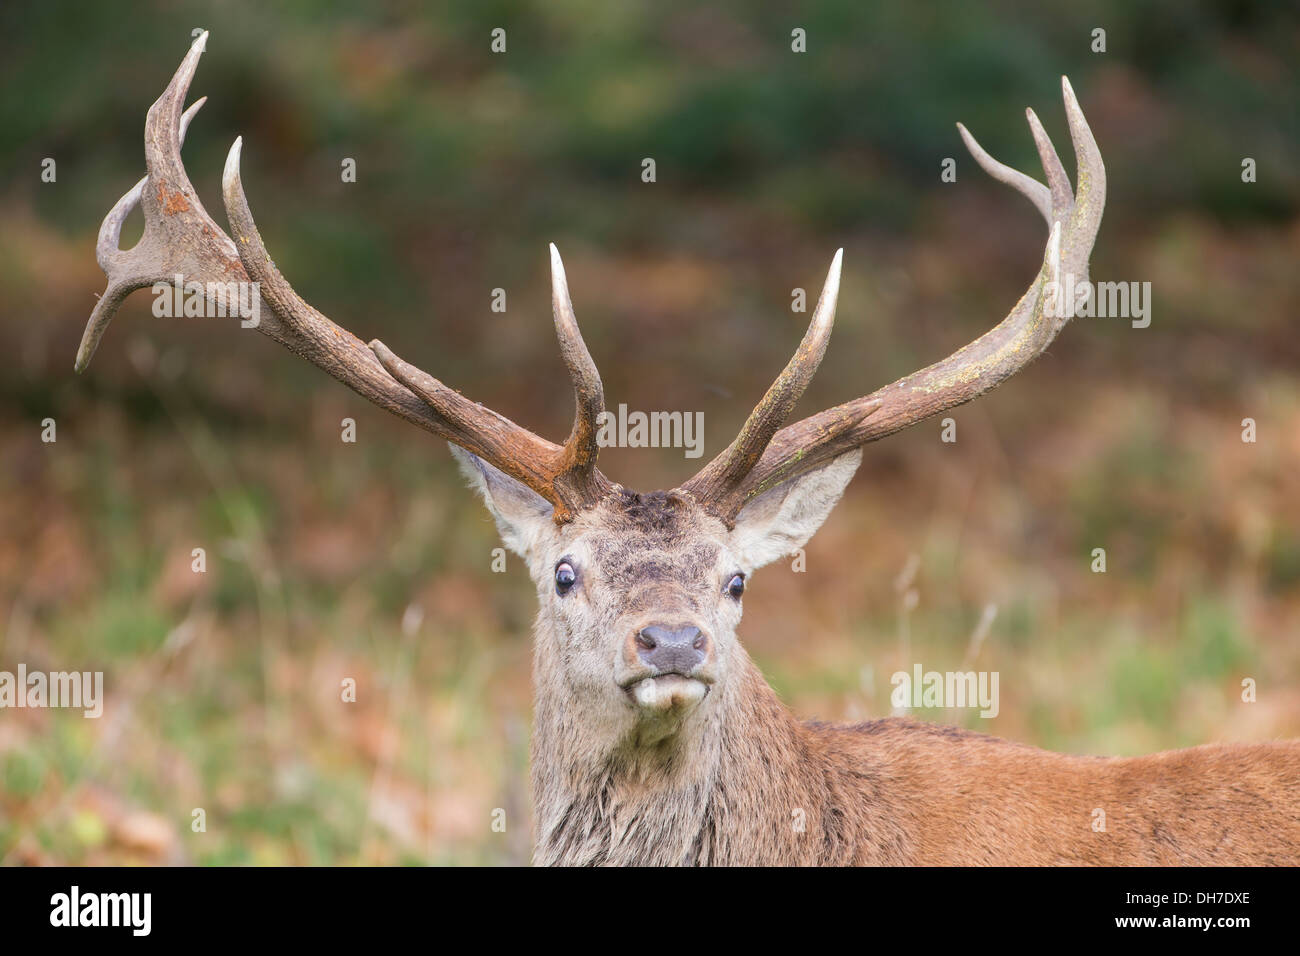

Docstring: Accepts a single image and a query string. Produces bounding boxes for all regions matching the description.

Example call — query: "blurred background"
[0,0,1297,864]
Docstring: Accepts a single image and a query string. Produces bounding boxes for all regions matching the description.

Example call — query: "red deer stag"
[79,34,1299,865]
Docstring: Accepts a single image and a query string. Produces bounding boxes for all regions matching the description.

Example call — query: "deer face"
[541,491,738,722]
[455,446,862,741]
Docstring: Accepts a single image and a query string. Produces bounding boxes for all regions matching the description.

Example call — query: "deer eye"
[554,560,577,595]
[726,573,745,600]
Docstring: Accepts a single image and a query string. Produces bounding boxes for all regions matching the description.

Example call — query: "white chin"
[631,675,708,713]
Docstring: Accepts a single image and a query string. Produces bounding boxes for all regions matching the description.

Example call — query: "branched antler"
[679,78,1105,523]
[78,32,610,521]
[81,34,1104,528]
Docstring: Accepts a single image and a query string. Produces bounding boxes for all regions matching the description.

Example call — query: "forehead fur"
[574,489,725,590]
[602,489,699,535]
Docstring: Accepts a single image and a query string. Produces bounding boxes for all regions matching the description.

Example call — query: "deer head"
[79,34,1106,863]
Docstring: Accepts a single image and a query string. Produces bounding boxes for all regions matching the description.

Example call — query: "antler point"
[222,137,244,194]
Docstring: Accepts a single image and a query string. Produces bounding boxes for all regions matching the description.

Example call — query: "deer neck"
[529,619,824,866]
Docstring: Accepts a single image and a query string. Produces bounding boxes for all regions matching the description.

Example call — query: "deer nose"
[635,625,708,676]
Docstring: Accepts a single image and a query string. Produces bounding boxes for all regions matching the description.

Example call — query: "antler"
[77,32,610,522]
[679,77,1105,523]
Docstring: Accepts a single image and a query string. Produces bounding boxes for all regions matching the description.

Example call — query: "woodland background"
[0,1,1297,864]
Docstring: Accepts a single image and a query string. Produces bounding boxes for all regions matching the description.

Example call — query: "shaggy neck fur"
[529,607,1300,866]
[530,612,851,866]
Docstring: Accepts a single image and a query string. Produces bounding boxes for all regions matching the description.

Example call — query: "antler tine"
[548,245,608,491]
[679,250,848,513]
[1059,76,1106,289]
[363,247,612,520]
[681,77,1104,522]
[1025,107,1073,224]
[78,32,612,523]
[956,121,1053,224]
[93,98,205,276]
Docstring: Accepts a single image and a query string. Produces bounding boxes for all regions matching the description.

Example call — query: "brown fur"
[536,654,1300,865]
[509,484,1300,867]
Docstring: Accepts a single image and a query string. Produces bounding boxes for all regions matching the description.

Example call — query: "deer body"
[80,33,1300,866]
[536,656,1300,865]
[521,489,1300,866]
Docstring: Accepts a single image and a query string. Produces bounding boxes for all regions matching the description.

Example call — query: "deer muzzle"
[618,623,716,714]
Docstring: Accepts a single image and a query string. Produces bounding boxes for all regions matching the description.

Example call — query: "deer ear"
[450,445,555,557]
[729,449,862,571]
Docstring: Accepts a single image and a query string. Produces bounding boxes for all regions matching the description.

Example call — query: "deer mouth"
[624,674,711,713]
